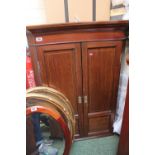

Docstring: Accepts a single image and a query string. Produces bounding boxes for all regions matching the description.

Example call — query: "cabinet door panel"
[82,41,123,137]
[44,50,77,112]
[37,43,83,137]
[88,47,115,112]
[89,115,110,133]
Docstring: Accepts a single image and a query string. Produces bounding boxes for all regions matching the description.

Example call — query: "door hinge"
[78,96,82,104]
[84,96,88,104]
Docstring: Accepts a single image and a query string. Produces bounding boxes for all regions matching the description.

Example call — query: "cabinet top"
[26,20,129,35]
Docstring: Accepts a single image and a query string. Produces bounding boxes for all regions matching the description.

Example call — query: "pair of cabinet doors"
[36,40,123,139]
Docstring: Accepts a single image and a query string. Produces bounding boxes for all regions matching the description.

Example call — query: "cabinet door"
[37,43,83,138]
[82,41,123,137]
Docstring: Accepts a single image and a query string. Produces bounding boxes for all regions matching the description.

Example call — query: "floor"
[52,135,119,155]
[70,135,119,155]
[41,122,119,155]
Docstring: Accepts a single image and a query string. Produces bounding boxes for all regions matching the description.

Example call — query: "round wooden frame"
[26,86,75,139]
[26,105,72,155]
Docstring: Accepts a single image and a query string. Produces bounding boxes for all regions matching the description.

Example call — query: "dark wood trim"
[75,133,113,141]
[26,20,129,35]
[88,111,111,118]
[81,42,89,136]
[27,38,128,47]
[26,117,37,155]
[117,83,129,155]
[29,37,126,47]
[88,130,110,136]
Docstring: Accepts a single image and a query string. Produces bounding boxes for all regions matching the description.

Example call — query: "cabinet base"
[74,132,114,141]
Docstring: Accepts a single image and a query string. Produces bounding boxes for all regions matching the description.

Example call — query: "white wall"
[26,0,47,25]
[26,0,111,25]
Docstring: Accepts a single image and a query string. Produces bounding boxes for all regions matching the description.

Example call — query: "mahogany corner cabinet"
[26,20,129,139]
